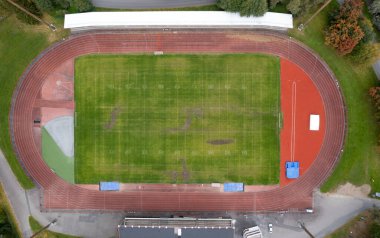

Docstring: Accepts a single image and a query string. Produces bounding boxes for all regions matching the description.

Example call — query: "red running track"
[10,31,346,212]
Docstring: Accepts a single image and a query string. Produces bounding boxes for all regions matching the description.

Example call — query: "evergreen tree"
[286,0,301,15]
[240,0,268,16]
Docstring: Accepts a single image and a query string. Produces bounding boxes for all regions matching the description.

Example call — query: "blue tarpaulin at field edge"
[286,162,299,179]
[223,183,244,192]
[99,182,120,191]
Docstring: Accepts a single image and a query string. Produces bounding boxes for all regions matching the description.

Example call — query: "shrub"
[33,0,53,11]
[349,42,376,63]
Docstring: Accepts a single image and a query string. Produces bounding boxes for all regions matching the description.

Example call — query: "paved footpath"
[91,0,216,9]
[1,148,380,238]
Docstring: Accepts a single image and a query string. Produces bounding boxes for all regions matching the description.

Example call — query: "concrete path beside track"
[91,0,216,9]
[1,148,380,238]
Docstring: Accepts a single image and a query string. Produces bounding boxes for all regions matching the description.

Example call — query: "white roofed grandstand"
[64,11,293,31]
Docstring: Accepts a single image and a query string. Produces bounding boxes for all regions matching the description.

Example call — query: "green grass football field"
[74,54,280,184]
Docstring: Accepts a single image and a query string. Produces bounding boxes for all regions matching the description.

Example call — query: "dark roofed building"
[119,227,175,238]
[118,217,235,238]
[181,227,234,238]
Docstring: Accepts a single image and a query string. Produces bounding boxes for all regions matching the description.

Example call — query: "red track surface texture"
[280,59,326,186]
[10,32,345,212]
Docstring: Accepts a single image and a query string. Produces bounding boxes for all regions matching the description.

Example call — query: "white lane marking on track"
[291,81,296,162]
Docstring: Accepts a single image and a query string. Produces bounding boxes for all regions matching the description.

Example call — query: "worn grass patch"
[74,54,280,184]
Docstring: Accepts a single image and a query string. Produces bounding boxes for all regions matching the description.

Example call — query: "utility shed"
[373,59,380,80]
[181,228,234,238]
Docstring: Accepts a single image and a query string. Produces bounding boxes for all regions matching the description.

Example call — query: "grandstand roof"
[64,11,293,30]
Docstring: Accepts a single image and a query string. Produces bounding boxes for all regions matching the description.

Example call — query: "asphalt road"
[91,0,217,9]
[1,149,380,238]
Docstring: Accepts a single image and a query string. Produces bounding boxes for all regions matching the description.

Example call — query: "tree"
[370,0,380,15]
[217,0,243,13]
[370,0,380,30]
[269,0,281,9]
[325,0,364,55]
[33,0,53,11]
[217,0,268,16]
[72,0,93,12]
[287,0,301,15]
[240,0,268,16]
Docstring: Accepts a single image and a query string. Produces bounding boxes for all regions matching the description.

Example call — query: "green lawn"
[0,16,49,189]
[74,54,280,184]
[42,128,74,183]
[290,2,380,192]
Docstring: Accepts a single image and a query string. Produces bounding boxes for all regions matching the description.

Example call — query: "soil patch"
[167,108,202,132]
[104,107,121,130]
[207,139,235,145]
[335,182,371,198]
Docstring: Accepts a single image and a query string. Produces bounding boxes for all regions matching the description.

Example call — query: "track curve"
[10,31,346,211]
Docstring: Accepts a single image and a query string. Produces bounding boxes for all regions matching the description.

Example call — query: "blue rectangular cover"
[99,182,120,191]
[223,183,244,192]
[286,162,299,179]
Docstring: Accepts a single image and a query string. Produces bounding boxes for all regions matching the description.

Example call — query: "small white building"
[309,114,320,131]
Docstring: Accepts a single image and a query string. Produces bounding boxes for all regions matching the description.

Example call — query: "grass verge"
[0,16,50,189]
[74,54,280,184]
[290,2,380,192]
[29,216,80,238]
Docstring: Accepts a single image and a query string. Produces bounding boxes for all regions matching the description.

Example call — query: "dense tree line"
[217,0,326,17]
[0,0,93,24]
